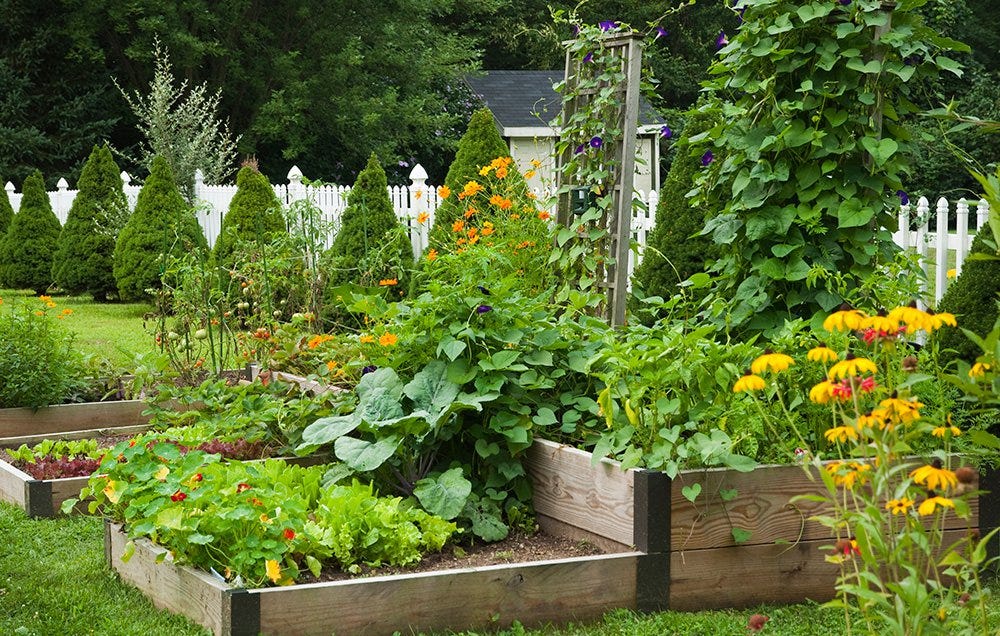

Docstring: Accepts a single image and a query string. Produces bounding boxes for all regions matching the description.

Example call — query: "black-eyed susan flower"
[878,394,923,424]
[750,351,794,374]
[888,302,932,333]
[828,354,878,381]
[807,345,838,363]
[861,311,899,333]
[824,425,860,444]
[856,411,884,430]
[931,424,961,438]
[927,310,957,330]
[917,496,955,516]
[886,497,915,515]
[826,461,871,489]
[911,464,958,491]
[970,362,991,378]
[823,305,867,332]
[733,372,766,393]
[809,380,836,404]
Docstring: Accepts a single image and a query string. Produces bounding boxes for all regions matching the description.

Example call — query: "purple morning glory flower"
[701,150,714,166]
[574,144,585,155]
[477,305,493,314]
[590,136,603,149]
[361,365,377,375]
[655,26,669,39]
[583,52,593,63]
[477,285,491,295]
[897,190,909,206]
[572,24,581,36]
[716,31,729,50]
[839,0,851,5]
[599,20,617,31]
[660,125,672,139]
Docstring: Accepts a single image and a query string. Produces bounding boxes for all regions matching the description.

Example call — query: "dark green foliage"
[52,145,127,299]
[212,165,286,266]
[0,181,12,236]
[113,156,207,301]
[429,109,517,245]
[0,171,61,293]
[632,112,719,301]
[324,154,413,294]
[936,232,1000,365]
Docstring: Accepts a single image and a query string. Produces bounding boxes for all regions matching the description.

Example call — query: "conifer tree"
[935,232,1000,365]
[52,145,127,299]
[113,156,207,301]
[324,154,413,292]
[0,182,13,237]
[0,171,61,293]
[212,163,286,266]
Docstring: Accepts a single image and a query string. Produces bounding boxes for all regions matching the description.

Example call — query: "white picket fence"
[2,167,988,303]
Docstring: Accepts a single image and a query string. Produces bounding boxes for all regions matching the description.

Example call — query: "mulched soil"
[307,530,609,583]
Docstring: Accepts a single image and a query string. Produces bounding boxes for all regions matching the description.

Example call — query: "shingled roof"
[465,70,664,133]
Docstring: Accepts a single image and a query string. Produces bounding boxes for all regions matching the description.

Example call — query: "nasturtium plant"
[690,0,970,334]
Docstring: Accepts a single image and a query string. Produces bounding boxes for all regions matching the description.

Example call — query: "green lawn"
[0,289,153,371]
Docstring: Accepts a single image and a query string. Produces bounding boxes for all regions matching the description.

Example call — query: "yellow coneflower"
[911,464,958,491]
[807,345,838,364]
[889,303,934,333]
[856,411,884,430]
[809,380,836,404]
[750,351,795,374]
[917,496,955,516]
[824,425,860,444]
[931,425,961,438]
[733,373,766,393]
[828,354,878,381]
[823,306,867,332]
[969,362,991,378]
[860,312,899,333]
[878,395,923,424]
[826,461,871,489]
[928,310,957,330]
[885,497,915,515]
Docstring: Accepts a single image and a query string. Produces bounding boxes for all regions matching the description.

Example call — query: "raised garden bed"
[104,438,672,636]
[0,399,159,448]
[524,438,998,611]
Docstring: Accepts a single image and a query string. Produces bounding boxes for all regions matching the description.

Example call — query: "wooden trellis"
[557,33,644,327]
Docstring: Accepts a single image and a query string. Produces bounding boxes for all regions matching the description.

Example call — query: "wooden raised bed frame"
[525,439,998,611]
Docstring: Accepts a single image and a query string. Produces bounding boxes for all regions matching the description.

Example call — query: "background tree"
[324,154,413,293]
[113,156,207,301]
[0,171,61,293]
[212,162,287,266]
[0,181,13,236]
[51,145,127,299]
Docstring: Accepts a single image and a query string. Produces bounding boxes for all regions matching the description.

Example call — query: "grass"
[0,289,153,371]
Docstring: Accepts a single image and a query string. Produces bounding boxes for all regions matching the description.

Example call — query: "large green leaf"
[860,137,898,166]
[404,360,461,415]
[413,467,472,520]
[300,414,362,446]
[334,435,400,471]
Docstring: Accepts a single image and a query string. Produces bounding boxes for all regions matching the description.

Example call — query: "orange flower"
[379,332,398,347]
[498,198,513,210]
[326,360,338,372]
[511,213,521,219]
[426,249,438,262]
[530,159,541,168]
[378,278,398,286]
[452,219,465,233]
[414,190,423,200]
[359,334,375,344]
[523,169,536,180]
[416,212,429,224]
[461,181,484,198]
[463,207,478,219]
[467,227,479,238]
[437,185,451,199]
[495,165,508,178]
[481,226,494,237]
[538,210,551,221]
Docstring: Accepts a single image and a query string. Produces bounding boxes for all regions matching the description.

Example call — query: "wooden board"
[106,522,231,636]
[254,552,640,636]
[668,529,971,611]
[525,439,635,546]
[0,400,154,439]
[0,423,151,448]
[0,458,32,508]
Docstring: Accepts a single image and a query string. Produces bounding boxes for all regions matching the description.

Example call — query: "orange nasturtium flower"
[378,278,398,287]
[379,332,399,347]
[437,185,451,199]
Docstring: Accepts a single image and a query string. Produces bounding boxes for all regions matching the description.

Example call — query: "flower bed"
[525,439,998,611]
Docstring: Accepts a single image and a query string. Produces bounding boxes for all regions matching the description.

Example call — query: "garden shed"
[465,70,665,194]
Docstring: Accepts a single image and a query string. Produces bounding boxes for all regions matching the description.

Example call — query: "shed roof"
[465,70,664,134]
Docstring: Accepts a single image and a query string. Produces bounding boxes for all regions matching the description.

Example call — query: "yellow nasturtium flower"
[265,559,282,583]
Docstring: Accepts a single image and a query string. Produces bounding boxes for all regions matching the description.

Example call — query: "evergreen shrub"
[51,145,128,299]
[1,171,61,293]
[113,156,207,301]
[0,181,13,236]
[935,231,1000,365]
[212,163,287,266]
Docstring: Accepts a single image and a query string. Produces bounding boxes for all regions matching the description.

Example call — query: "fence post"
[977,199,989,230]
[55,178,70,225]
[915,196,930,310]
[955,198,969,279]
[4,181,14,213]
[897,202,910,250]
[934,197,949,305]
[409,163,429,259]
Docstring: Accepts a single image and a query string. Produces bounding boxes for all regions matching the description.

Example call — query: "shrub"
[0,171,61,293]
[0,181,13,236]
[212,163,286,266]
[113,156,208,301]
[428,109,519,246]
[51,145,128,299]
[935,231,1000,365]
[632,111,719,303]
[0,296,85,408]
[323,154,413,297]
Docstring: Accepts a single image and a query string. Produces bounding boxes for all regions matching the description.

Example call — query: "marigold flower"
[461,181,484,198]
[538,210,551,221]
[828,355,877,381]
[359,334,375,344]
[823,307,867,332]
[452,219,465,233]
[886,497,915,515]
[807,346,838,363]
[326,360,338,372]
[378,278,398,287]
[481,226,494,236]
[479,165,492,176]
[61,308,73,316]
[825,425,859,444]
[265,559,282,583]
[463,207,477,219]
[426,249,438,262]
[750,351,794,375]
[379,332,398,347]
[530,159,541,168]
[495,165,508,179]
[416,212,429,224]
[414,190,423,200]
[970,362,991,378]
[437,185,451,199]
[523,169,536,180]
[918,496,955,516]
[39,295,51,302]
[911,464,958,491]
[733,373,765,393]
